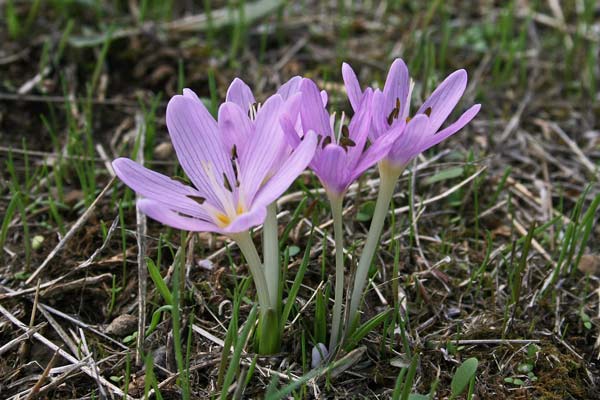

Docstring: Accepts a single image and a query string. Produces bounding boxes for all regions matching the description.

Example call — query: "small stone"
[153,142,173,159]
[64,190,84,206]
[446,307,461,319]
[31,235,44,251]
[105,314,138,336]
[578,254,600,275]
[197,259,214,270]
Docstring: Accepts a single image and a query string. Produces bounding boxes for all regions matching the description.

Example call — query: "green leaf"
[145,305,173,337]
[517,363,533,373]
[345,309,391,350]
[526,343,540,359]
[287,245,300,257]
[281,231,314,331]
[504,377,524,386]
[408,394,429,400]
[123,331,138,344]
[424,166,464,185]
[220,305,258,400]
[279,197,307,251]
[146,257,173,305]
[314,286,327,344]
[451,357,478,397]
[401,353,420,400]
[580,309,592,330]
[14,271,32,281]
[0,194,19,249]
[357,201,376,221]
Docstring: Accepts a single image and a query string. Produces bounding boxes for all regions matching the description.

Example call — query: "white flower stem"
[347,163,404,334]
[328,193,345,352]
[231,231,272,311]
[263,202,280,310]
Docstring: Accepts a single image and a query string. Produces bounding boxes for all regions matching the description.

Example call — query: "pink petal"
[280,114,302,148]
[270,93,302,171]
[166,95,236,202]
[320,90,328,106]
[182,88,202,102]
[253,131,318,207]
[239,94,286,204]
[342,62,363,112]
[370,89,389,140]
[349,130,397,182]
[218,102,252,152]
[314,144,349,195]
[112,157,211,220]
[226,78,256,112]
[345,88,373,166]
[138,199,222,233]
[387,114,430,166]
[299,79,332,136]
[383,58,410,120]
[223,205,268,234]
[277,76,302,100]
[425,104,481,148]
[281,92,302,130]
[415,69,468,134]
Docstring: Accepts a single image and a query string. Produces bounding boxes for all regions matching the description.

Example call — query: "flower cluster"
[113,58,480,355]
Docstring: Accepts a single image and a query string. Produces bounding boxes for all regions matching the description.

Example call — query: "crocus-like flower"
[112,87,317,235]
[219,76,317,348]
[281,78,395,198]
[342,59,481,334]
[112,83,317,355]
[343,58,481,170]
[281,77,395,352]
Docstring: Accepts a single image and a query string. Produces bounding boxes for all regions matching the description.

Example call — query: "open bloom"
[280,77,395,352]
[112,87,317,235]
[344,59,482,333]
[343,58,481,169]
[281,78,394,197]
[219,77,306,182]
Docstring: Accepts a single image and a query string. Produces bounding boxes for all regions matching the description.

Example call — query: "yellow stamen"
[237,203,244,214]
[216,213,231,227]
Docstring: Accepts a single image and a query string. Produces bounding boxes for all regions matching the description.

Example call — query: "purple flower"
[112,86,317,235]
[220,77,305,179]
[281,78,395,197]
[343,59,481,169]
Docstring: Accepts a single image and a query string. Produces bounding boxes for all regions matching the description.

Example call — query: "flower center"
[215,201,246,228]
[216,213,231,227]
[387,97,432,125]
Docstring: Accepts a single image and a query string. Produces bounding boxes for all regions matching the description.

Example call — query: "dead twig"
[0,322,47,356]
[134,112,148,366]
[25,176,116,285]
[25,350,60,400]
[0,304,134,400]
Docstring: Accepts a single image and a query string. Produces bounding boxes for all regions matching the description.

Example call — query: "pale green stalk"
[328,193,345,352]
[231,231,272,311]
[232,229,280,354]
[347,162,404,333]
[263,202,279,309]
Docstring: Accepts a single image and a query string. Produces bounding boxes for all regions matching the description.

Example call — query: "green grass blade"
[220,304,258,400]
[280,228,314,330]
[345,309,391,350]
[146,257,173,305]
